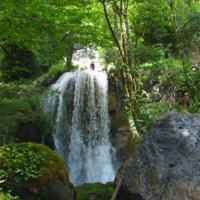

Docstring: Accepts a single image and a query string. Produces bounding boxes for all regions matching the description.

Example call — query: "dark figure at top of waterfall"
[90,61,95,70]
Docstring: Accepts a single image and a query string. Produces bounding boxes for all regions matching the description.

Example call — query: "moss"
[76,182,114,200]
[69,181,78,199]
[15,107,34,114]
[0,143,73,194]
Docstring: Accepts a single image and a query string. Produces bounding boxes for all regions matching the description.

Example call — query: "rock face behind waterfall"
[115,113,200,200]
[108,77,134,167]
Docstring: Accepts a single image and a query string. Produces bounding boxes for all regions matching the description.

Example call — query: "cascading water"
[41,70,116,186]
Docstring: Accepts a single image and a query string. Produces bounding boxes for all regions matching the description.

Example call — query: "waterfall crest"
[41,70,115,186]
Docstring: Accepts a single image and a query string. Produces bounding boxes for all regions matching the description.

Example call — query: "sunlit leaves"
[0,145,46,183]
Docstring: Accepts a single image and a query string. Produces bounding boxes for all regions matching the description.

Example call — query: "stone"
[115,113,200,200]
[110,115,133,167]
[108,78,133,169]
[76,182,114,200]
[37,73,63,87]
[14,121,55,150]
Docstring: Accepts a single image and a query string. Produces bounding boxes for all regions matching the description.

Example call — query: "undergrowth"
[0,112,54,146]
[0,78,54,146]
[0,191,20,200]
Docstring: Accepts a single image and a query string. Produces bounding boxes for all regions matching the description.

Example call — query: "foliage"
[0,45,40,82]
[130,44,166,64]
[98,47,116,68]
[0,111,54,146]
[0,80,53,145]
[0,0,102,79]
[132,101,171,133]
[0,81,46,101]
[0,143,75,197]
[0,191,20,200]
[0,144,46,183]
[0,96,40,116]
[35,62,67,83]
[46,62,66,77]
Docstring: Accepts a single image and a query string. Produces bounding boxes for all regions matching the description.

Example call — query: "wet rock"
[115,113,200,200]
[15,121,55,150]
[108,78,133,169]
[40,77,53,87]
[37,73,63,87]
[110,115,133,167]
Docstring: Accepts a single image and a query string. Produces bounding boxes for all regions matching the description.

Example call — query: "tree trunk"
[113,6,120,68]
[170,0,190,89]
[113,5,123,89]
[65,45,73,71]
[100,0,141,135]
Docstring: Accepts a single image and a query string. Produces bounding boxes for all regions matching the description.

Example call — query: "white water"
[41,70,115,186]
[72,48,103,71]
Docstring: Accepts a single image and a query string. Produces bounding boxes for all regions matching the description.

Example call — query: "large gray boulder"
[115,112,200,200]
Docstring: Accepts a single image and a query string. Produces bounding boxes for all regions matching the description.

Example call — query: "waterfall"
[41,70,115,186]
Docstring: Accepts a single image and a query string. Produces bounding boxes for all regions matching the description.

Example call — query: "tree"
[169,0,200,88]
[0,0,97,79]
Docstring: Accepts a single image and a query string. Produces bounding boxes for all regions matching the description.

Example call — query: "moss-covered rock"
[76,182,114,200]
[0,143,77,200]
[15,107,34,114]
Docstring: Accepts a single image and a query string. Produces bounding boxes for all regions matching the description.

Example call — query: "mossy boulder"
[76,182,114,200]
[0,143,77,200]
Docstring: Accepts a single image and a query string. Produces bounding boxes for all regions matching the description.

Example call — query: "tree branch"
[99,0,123,57]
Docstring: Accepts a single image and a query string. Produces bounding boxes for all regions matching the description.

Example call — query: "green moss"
[15,107,34,114]
[0,143,72,194]
[76,182,114,200]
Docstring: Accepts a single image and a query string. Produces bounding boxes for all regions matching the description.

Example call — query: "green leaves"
[0,0,96,74]
[0,145,47,183]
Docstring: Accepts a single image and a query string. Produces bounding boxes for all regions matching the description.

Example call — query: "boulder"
[1,143,77,200]
[115,112,200,200]
[37,73,63,87]
[76,182,114,200]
